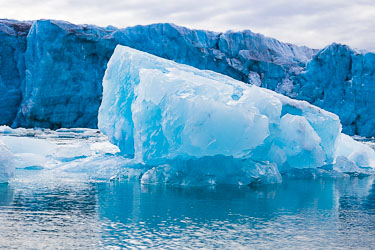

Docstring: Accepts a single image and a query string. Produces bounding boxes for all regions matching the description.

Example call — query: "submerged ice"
[98,46,375,185]
[0,139,15,183]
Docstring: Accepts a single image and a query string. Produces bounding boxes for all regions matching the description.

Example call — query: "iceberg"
[99,46,375,185]
[0,126,143,181]
[1,135,58,169]
[335,134,375,170]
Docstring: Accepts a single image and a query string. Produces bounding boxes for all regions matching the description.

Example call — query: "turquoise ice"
[98,46,375,185]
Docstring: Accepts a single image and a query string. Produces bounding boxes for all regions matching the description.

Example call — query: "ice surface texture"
[1,19,374,137]
[98,46,375,185]
[12,20,116,128]
[0,126,124,181]
[0,20,30,125]
[0,139,15,183]
[292,44,375,136]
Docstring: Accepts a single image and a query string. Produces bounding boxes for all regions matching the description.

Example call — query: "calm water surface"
[0,169,374,249]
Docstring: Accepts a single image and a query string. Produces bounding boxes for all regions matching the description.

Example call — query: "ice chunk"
[1,136,57,155]
[0,127,120,170]
[277,114,325,170]
[0,139,15,183]
[140,157,281,186]
[1,136,57,169]
[335,134,375,169]
[99,46,374,185]
[57,154,143,181]
[332,156,360,174]
[0,126,13,134]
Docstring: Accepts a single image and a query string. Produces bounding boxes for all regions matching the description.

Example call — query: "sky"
[0,0,374,51]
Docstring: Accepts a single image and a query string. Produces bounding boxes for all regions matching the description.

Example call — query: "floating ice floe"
[0,127,120,179]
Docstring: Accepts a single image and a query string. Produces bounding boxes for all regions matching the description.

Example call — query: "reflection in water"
[0,184,14,206]
[97,177,375,248]
[0,170,101,249]
[0,171,374,249]
[366,181,375,210]
[337,177,375,245]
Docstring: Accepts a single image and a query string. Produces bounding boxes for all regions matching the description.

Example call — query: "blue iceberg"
[98,46,375,185]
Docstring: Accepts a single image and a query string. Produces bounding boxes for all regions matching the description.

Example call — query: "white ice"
[0,127,120,178]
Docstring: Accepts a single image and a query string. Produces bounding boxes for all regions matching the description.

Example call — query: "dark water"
[0,170,375,249]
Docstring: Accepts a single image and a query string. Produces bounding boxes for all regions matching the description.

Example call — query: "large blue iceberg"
[98,46,375,185]
[1,19,374,138]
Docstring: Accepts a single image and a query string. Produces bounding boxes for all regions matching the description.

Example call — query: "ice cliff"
[98,46,375,185]
[0,19,374,138]
[0,20,30,125]
[292,44,375,137]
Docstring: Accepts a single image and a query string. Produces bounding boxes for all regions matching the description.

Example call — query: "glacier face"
[98,46,375,185]
[13,20,116,128]
[292,44,375,137]
[0,20,30,126]
[0,19,374,138]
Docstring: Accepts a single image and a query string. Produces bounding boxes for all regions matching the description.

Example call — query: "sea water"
[0,170,374,248]
[0,129,374,249]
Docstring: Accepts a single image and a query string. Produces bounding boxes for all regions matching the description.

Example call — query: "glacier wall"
[0,20,30,125]
[13,20,117,128]
[98,46,375,185]
[0,19,374,137]
[292,44,375,137]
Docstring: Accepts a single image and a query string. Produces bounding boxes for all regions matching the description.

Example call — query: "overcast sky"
[1,0,374,51]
